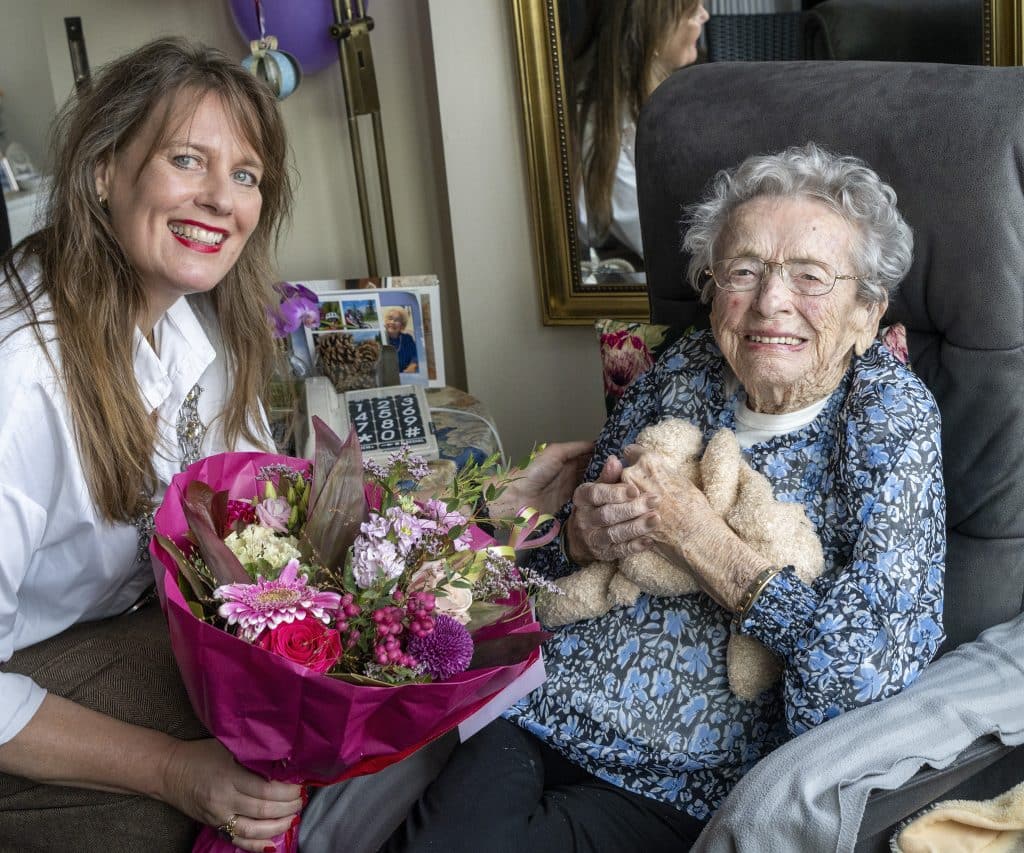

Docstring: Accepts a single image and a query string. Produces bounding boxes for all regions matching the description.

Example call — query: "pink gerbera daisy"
[214,559,341,642]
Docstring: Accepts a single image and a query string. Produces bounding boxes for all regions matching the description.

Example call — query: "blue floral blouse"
[506,329,945,821]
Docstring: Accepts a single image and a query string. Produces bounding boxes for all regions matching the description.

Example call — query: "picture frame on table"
[295,277,445,389]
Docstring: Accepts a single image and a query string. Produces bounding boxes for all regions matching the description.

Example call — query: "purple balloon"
[229,0,338,75]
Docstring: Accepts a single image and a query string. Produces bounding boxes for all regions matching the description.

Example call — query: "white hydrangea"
[224,525,302,569]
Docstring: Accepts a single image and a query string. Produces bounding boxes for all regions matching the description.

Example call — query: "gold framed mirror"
[512,0,649,325]
[514,0,1023,326]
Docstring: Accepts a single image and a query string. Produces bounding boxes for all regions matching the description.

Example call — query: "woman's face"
[709,195,885,414]
[95,90,264,327]
[659,2,709,70]
[384,312,406,336]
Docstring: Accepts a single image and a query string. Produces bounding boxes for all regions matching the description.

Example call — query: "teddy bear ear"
[702,429,743,512]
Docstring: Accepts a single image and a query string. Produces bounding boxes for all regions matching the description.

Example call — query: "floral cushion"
[595,319,909,416]
[595,319,694,414]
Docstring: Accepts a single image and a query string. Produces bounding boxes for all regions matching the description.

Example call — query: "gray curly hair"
[683,142,913,305]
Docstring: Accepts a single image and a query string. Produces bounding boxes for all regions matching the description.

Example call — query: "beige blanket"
[893,780,1024,853]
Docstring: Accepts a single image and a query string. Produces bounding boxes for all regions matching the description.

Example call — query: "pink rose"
[256,497,292,532]
[256,619,342,673]
[601,330,654,399]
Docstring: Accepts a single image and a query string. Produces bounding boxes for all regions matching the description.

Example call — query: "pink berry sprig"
[336,593,363,650]
[371,605,416,667]
[406,591,436,639]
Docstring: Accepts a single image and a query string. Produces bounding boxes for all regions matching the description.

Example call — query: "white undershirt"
[727,376,830,449]
[0,272,267,745]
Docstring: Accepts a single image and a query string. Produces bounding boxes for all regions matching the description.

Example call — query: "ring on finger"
[217,813,239,841]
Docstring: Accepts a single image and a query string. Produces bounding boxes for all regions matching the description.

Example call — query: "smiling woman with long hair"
[0,37,302,852]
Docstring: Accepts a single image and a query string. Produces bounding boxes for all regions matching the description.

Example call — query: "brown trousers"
[0,600,207,853]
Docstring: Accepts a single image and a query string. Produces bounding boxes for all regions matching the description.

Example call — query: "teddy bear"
[536,418,825,700]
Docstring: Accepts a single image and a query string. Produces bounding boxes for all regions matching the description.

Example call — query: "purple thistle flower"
[407,614,474,681]
[214,558,341,642]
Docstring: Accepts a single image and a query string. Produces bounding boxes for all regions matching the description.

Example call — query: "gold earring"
[98,194,108,208]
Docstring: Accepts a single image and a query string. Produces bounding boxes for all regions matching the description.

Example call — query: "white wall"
[427,0,605,460]
[1,0,606,461]
[0,4,56,171]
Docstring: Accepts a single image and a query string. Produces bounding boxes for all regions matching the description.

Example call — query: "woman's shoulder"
[0,267,59,387]
[843,338,940,439]
[656,326,720,373]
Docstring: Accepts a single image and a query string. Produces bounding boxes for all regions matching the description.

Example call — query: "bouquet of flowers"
[151,419,558,853]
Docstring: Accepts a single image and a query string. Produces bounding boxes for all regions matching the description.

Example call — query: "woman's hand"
[487,440,594,519]
[160,738,303,852]
[620,444,771,610]
[563,454,661,564]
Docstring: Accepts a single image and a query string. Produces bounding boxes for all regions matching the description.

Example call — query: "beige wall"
[0,4,56,171]
[2,0,606,461]
[427,0,605,460]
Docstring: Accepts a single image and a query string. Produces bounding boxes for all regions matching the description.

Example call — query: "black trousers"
[381,718,707,853]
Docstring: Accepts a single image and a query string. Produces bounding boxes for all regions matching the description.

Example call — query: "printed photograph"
[340,296,380,329]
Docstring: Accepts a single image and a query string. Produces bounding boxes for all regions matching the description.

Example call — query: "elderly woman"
[384,143,944,852]
[383,305,419,373]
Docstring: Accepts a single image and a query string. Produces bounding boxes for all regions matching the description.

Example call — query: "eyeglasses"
[706,256,861,297]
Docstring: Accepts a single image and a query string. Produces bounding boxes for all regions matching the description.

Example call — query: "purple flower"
[351,534,405,588]
[270,282,320,337]
[214,558,342,642]
[255,496,292,532]
[407,614,474,680]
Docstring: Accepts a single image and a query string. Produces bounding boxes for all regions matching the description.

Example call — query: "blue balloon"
[229,0,338,75]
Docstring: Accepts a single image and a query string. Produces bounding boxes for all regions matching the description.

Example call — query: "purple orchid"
[270,281,321,337]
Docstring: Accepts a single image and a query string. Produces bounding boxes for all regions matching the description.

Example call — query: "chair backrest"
[705,13,804,62]
[803,0,983,64]
[636,61,1024,650]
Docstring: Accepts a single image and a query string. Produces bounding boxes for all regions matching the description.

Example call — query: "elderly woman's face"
[384,312,406,335]
[95,91,264,320]
[710,196,885,414]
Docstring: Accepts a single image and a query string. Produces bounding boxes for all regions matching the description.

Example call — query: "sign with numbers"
[343,385,438,460]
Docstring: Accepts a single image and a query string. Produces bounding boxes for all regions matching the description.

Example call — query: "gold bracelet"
[731,565,785,632]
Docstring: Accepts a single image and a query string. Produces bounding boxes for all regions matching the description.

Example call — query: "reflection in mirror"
[514,0,1007,325]
[563,1,709,288]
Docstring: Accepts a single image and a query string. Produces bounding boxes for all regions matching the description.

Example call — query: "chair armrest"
[854,737,1018,852]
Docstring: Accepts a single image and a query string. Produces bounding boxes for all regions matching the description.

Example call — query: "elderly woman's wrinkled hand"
[563,455,661,564]
[620,444,770,611]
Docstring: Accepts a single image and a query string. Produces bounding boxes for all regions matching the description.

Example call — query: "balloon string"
[254,0,267,40]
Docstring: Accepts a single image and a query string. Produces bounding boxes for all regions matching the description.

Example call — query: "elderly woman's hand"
[563,455,661,564]
[620,444,773,611]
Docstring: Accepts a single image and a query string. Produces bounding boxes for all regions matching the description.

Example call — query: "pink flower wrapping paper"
[151,450,543,852]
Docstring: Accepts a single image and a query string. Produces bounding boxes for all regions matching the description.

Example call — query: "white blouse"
[577,118,644,260]
[0,275,266,745]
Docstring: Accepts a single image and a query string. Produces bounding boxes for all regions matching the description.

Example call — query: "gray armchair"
[636,60,1024,850]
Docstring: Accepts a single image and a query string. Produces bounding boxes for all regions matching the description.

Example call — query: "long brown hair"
[0,37,293,523]
[574,0,701,245]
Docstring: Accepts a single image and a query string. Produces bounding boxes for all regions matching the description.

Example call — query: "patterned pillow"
[594,319,909,416]
[594,319,694,414]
